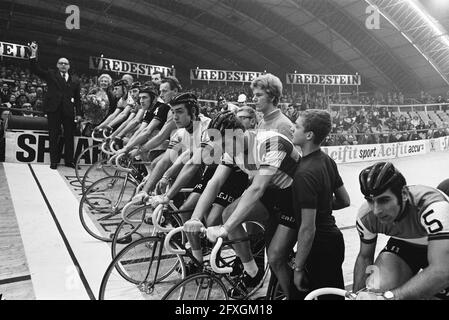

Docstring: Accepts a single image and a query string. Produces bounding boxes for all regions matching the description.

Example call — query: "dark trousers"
[290,230,345,300]
[47,107,75,164]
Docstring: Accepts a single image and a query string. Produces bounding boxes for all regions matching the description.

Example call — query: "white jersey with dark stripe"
[356,185,449,245]
[167,116,211,155]
[221,130,300,189]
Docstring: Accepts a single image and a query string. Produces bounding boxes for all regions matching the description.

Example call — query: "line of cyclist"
[85,72,449,300]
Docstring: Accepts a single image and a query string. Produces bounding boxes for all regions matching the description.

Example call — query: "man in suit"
[28,41,82,169]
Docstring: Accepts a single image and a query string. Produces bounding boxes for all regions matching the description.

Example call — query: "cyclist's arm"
[294,208,316,271]
[166,157,202,200]
[333,185,350,210]
[140,120,177,153]
[141,149,176,194]
[124,121,148,148]
[111,112,135,138]
[222,172,272,231]
[352,239,376,292]
[190,165,232,221]
[116,111,142,138]
[391,238,449,299]
[390,202,449,299]
[164,150,190,180]
[108,105,131,129]
[124,118,162,152]
[97,108,121,129]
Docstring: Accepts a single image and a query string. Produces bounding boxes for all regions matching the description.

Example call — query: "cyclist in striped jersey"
[184,111,300,298]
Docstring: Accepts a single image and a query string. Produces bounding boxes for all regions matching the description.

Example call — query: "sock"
[192,249,203,264]
[242,259,258,278]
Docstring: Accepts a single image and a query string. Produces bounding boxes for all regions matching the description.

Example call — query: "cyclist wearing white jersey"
[354,162,449,300]
[133,92,210,202]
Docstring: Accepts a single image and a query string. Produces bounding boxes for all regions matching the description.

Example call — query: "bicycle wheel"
[111,206,184,259]
[99,236,185,300]
[162,272,228,300]
[75,143,107,186]
[79,175,138,241]
[81,158,120,193]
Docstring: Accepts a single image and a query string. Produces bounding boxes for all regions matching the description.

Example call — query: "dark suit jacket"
[30,58,82,118]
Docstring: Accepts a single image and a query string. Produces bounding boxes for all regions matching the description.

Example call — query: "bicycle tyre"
[75,143,106,186]
[111,206,185,259]
[81,158,119,193]
[162,272,228,300]
[99,236,185,300]
[79,175,138,241]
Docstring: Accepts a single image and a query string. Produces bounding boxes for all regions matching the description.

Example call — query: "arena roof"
[1,0,449,94]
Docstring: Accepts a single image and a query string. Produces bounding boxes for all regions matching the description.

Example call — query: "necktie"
[61,73,67,82]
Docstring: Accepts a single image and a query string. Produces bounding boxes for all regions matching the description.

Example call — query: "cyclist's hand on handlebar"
[155,177,170,194]
[132,191,149,204]
[355,291,383,300]
[183,219,205,234]
[206,225,229,243]
[129,148,140,158]
[148,194,169,208]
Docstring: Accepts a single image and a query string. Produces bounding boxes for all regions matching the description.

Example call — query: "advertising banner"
[190,69,263,83]
[0,41,30,59]
[89,56,175,77]
[286,73,361,86]
[5,131,100,165]
[321,140,428,164]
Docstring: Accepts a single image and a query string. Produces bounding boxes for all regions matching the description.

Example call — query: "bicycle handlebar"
[103,127,112,139]
[91,129,103,142]
[120,201,148,224]
[210,237,233,274]
[101,141,115,155]
[304,288,356,300]
[152,204,174,233]
[164,226,186,255]
[114,153,133,173]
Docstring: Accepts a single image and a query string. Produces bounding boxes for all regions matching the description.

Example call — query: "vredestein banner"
[89,56,175,77]
[286,73,361,86]
[190,69,264,83]
[0,41,30,59]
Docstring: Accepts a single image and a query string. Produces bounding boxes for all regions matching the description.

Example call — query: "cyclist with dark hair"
[353,162,449,300]
[111,85,159,148]
[128,76,182,161]
[108,82,142,140]
[132,92,210,203]
[94,79,133,134]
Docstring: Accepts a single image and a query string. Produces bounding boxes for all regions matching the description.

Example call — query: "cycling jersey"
[221,130,300,189]
[356,185,449,245]
[168,116,211,155]
[142,101,170,128]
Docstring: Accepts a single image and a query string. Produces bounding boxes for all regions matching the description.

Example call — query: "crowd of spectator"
[2,61,449,146]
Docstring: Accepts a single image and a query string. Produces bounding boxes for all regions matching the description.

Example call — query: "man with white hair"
[237,93,247,107]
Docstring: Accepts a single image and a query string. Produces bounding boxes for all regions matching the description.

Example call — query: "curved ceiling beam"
[0,0,226,71]
[220,0,357,76]
[0,11,194,75]
[299,0,423,92]
[65,0,260,71]
[367,0,449,87]
[189,0,316,74]
[140,0,297,73]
